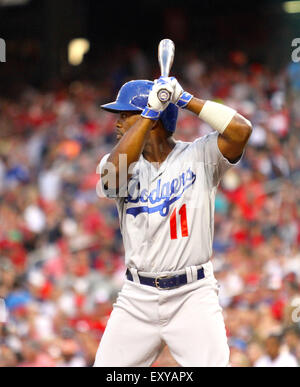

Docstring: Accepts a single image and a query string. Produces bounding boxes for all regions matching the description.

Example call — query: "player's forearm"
[186,97,252,143]
[107,117,155,183]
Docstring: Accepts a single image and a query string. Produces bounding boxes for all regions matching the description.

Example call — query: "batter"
[94,77,252,367]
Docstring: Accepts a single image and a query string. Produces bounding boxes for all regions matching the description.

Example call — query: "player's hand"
[141,78,173,121]
[149,78,173,111]
[159,77,194,109]
[168,77,184,104]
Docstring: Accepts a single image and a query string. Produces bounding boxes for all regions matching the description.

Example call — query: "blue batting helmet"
[101,80,178,133]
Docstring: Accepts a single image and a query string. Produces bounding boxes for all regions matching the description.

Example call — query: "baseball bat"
[157,39,175,103]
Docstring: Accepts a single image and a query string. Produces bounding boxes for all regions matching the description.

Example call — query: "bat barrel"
[158,39,175,78]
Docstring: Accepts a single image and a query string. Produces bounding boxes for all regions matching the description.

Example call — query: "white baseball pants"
[94,262,230,367]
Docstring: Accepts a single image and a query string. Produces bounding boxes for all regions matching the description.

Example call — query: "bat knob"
[157,88,171,103]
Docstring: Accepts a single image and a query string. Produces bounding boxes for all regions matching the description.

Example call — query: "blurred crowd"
[0,51,300,367]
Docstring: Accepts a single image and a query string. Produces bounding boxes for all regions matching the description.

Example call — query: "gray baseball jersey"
[98,131,240,273]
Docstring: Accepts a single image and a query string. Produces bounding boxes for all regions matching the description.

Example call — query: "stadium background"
[0,0,300,367]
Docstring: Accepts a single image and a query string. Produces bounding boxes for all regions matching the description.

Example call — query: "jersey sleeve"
[192,131,243,186]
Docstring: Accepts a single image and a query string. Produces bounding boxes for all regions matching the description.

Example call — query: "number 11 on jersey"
[170,204,189,240]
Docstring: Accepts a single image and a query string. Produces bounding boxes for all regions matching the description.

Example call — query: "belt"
[126,268,205,290]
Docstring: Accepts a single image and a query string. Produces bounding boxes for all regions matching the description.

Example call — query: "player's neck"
[143,136,176,165]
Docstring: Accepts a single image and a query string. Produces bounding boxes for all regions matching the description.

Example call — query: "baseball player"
[94,77,252,367]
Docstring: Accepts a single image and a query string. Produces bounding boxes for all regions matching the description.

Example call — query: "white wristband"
[199,101,236,134]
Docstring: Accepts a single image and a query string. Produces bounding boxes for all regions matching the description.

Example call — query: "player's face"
[116,112,140,140]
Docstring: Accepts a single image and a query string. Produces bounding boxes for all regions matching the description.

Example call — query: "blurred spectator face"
[247,342,264,365]
[60,339,79,362]
[230,348,250,367]
[265,336,280,360]
[0,345,18,367]
[295,343,300,362]
[70,250,90,277]
[21,341,40,363]
[0,261,16,290]
[284,330,300,351]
